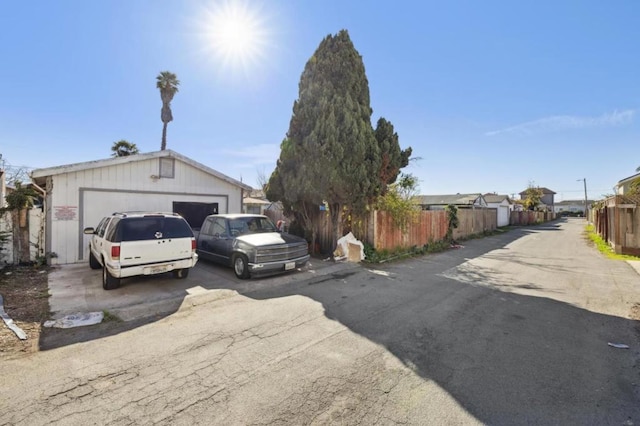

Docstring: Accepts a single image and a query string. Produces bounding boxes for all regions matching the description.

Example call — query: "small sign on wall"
[54,206,78,221]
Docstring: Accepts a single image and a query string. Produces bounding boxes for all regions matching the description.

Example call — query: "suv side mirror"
[83,227,96,235]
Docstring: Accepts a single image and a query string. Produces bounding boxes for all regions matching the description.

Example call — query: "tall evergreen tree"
[373,118,412,196]
[269,30,380,252]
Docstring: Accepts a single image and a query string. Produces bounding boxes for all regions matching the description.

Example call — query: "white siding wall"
[554,203,587,213]
[47,157,245,264]
[0,212,12,266]
[487,201,511,227]
[0,172,10,266]
[497,206,509,227]
[29,208,44,262]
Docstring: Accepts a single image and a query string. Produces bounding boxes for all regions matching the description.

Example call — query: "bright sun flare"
[203,1,269,73]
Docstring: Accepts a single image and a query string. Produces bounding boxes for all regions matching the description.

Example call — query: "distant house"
[415,193,487,210]
[518,187,556,212]
[242,189,270,214]
[554,199,593,215]
[483,193,513,227]
[614,172,640,195]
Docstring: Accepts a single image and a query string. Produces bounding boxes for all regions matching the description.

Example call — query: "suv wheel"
[102,263,120,290]
[233,254,250,279]
[89,250,101,270]
[173,268,190,279]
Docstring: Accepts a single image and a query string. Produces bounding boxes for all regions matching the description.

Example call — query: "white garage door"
[498,206,510,227]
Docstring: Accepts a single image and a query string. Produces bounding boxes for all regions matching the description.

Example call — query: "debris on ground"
[0,294,27,340]
[44,312,104,329]
[607,342,630,349]
[333,232,365,262]
[0,265,51,359]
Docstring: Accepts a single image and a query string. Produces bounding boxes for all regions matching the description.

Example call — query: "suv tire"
[173,268,189,279]
[102,263,120,290]
[89,250,101,270]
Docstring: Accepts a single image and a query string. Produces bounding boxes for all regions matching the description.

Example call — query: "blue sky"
[1,1,639,201]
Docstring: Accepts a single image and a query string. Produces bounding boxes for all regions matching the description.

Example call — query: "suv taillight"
[191,238,196,252]
[111,245,121,260]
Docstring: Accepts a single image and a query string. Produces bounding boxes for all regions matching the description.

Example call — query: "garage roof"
[31,149,252,191]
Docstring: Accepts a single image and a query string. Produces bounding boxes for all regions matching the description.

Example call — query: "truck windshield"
[231,217,277,235]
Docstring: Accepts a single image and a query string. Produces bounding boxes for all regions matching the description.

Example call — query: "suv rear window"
[113,217,194,242]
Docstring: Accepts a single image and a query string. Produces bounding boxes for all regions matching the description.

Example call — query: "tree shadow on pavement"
[37,221,640,424]
[242,225,640,425]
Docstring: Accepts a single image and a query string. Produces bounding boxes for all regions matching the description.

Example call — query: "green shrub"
[585,225,640,260]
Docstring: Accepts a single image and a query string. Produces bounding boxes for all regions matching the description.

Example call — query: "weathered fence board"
[453,208,497,241]
[367,208,497,251]
[509,211,555,226]
[370,210,448,251]
[593,194,640,255]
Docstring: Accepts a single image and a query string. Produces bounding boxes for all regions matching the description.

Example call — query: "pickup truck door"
[198,217,232,264]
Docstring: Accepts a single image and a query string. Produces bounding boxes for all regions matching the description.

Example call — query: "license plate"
[284,262,295,271]
[148,265,168,275]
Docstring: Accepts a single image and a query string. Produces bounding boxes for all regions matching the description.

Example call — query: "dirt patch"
[0,265,51,360]
[631,303,640,321]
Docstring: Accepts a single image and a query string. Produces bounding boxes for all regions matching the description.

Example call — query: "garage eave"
[30,149,252,192]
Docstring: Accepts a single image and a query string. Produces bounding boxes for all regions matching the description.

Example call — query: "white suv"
[84,212,198,290]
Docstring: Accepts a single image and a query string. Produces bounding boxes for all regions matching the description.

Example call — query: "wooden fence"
[276,206,502,254]
[367,210,449,251]
[509,211,555,226]
[263,209,287,229]
[264,209,335,254]
[453,208,497,241]
[269,206,564,254]
[365,207,497,251]
[593,194,640,256]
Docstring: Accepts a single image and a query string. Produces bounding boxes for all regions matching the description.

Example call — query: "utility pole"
[577,178,588,219]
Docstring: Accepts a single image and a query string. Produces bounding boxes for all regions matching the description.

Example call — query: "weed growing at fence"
[363,227,511,264]
[102,310,123,323]
[363,239,451,264]
[585,225,640,260]
[457,229,504,242]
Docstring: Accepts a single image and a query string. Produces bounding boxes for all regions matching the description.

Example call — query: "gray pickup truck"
[193,214,310,279]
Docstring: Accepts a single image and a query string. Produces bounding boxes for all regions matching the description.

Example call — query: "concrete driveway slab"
[48,257,358,321]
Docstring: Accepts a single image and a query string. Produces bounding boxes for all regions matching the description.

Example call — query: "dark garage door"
[173,202,219,230]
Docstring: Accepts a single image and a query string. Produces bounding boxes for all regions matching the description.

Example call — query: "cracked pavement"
[1,218,639,425]
[1,294,465,425]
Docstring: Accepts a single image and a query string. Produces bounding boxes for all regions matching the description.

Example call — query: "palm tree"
[111,140,139,157]
[156,71,180,150]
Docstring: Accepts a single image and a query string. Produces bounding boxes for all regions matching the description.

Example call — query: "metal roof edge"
[30,149,252,191]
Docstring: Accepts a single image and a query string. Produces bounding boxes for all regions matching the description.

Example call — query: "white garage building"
[31,150,252,264]
[483,193,514,227]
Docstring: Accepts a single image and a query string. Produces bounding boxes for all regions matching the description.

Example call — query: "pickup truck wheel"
[233,254,250,279]
[173,268,189,279]
[89,250,101,270]
[102,263,120,290]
